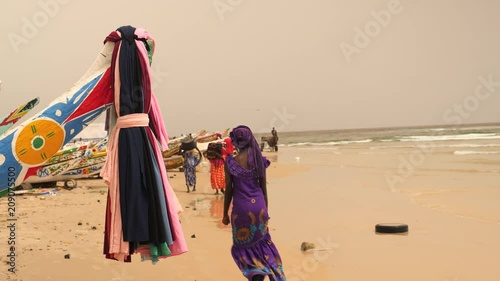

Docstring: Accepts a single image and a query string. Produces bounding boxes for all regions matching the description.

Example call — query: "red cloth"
[223,137,234,155]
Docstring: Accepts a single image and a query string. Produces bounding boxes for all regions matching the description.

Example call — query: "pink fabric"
[149,93,169,150]
[101,28,187,262]
[133,28,169,150]
[100,113,149,261]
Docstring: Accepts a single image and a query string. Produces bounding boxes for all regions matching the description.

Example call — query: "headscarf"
[229,125,264,178]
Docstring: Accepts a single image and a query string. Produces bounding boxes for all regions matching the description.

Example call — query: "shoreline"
[1,143,499,280]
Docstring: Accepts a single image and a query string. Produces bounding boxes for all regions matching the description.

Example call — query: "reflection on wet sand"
[210,196,230,229]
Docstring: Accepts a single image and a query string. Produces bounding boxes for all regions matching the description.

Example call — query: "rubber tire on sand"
[375,223,408,234]
[64,179,77,189]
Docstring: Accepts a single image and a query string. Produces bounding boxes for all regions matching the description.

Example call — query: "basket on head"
[181,137,197,151]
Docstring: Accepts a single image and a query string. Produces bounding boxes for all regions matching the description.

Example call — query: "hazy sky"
[1,0,499,136]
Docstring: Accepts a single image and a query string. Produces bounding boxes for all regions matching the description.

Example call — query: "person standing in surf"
[271,127,279,152]
[223,125,286,281]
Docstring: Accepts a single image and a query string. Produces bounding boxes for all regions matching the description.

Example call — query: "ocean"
[256,123,500,152]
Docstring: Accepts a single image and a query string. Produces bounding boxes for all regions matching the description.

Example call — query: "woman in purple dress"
[223,125,286,281]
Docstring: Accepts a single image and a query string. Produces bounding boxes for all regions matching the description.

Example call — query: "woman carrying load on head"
[182,147,201,193]
[209,144,226,195]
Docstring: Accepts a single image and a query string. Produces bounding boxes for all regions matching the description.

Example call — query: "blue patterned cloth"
[183,151,200,187]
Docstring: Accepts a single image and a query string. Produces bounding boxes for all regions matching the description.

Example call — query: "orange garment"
[209,158,225,189]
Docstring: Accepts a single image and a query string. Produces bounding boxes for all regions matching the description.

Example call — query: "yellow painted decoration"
[15,119,65,165]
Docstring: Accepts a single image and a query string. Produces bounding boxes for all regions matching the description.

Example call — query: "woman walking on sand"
[208,142,226,195]
[223,125,286,281]
[182,148,201,193]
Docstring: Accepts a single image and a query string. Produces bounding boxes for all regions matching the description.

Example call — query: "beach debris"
[300,242,316,252]
[64,254,71,259]
[39,197,46,200]
[294,156,301,162]
[191,234,196,238]
[375,223,409,234]
[100,190,105,195]
[77,221,82,226]
[97,200,101,203]
[91,226,97,230]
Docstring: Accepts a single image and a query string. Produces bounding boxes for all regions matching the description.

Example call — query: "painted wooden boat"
[164,155,184,170]
[62,162,104,177]
[162,144,181,158]
[196,132,220,143]
[0,41,115,197]
[45,144,89,165]
[0,97,40,135]
[71,155,106,169]
[168,130,207,146]
[68,137,108,170]
[220,128,230,138]
[24,162,105,184]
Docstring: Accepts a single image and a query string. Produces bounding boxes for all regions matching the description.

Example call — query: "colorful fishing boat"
[45,144,90,165]
[162,144,181,158]
[164,155,184,170]
[0,41,115,197]
[24,161,105,187]
[0,97,40,135]
[62,162,104,177]
[196,132,220,143]
[168,130,207,146]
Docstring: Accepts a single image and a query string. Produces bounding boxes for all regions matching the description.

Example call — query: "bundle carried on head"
[181,137,197,151]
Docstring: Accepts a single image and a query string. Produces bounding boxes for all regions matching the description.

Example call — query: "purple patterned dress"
[226,156,286,281]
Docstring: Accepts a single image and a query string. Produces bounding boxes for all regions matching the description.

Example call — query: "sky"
[1,0,499,136]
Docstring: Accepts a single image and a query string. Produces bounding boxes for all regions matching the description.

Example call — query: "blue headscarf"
[230,125,265,178]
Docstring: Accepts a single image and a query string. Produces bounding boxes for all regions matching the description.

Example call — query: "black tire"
[375,223,408,234]
[64,180,77,189]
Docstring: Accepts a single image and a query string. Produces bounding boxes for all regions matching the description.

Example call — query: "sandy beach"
[1,138,500,281]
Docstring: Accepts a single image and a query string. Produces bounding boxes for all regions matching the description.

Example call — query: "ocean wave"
[453,151,500,155]
[398,133,500,142]
[287,139,372,147]
[447,143,500,148]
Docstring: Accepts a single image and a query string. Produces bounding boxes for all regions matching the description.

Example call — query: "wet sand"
[0,140,499,281]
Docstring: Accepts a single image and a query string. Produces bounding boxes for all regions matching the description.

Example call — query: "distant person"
[182,148,201,193]
[271,127,279,152]
[223,125,286,281]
